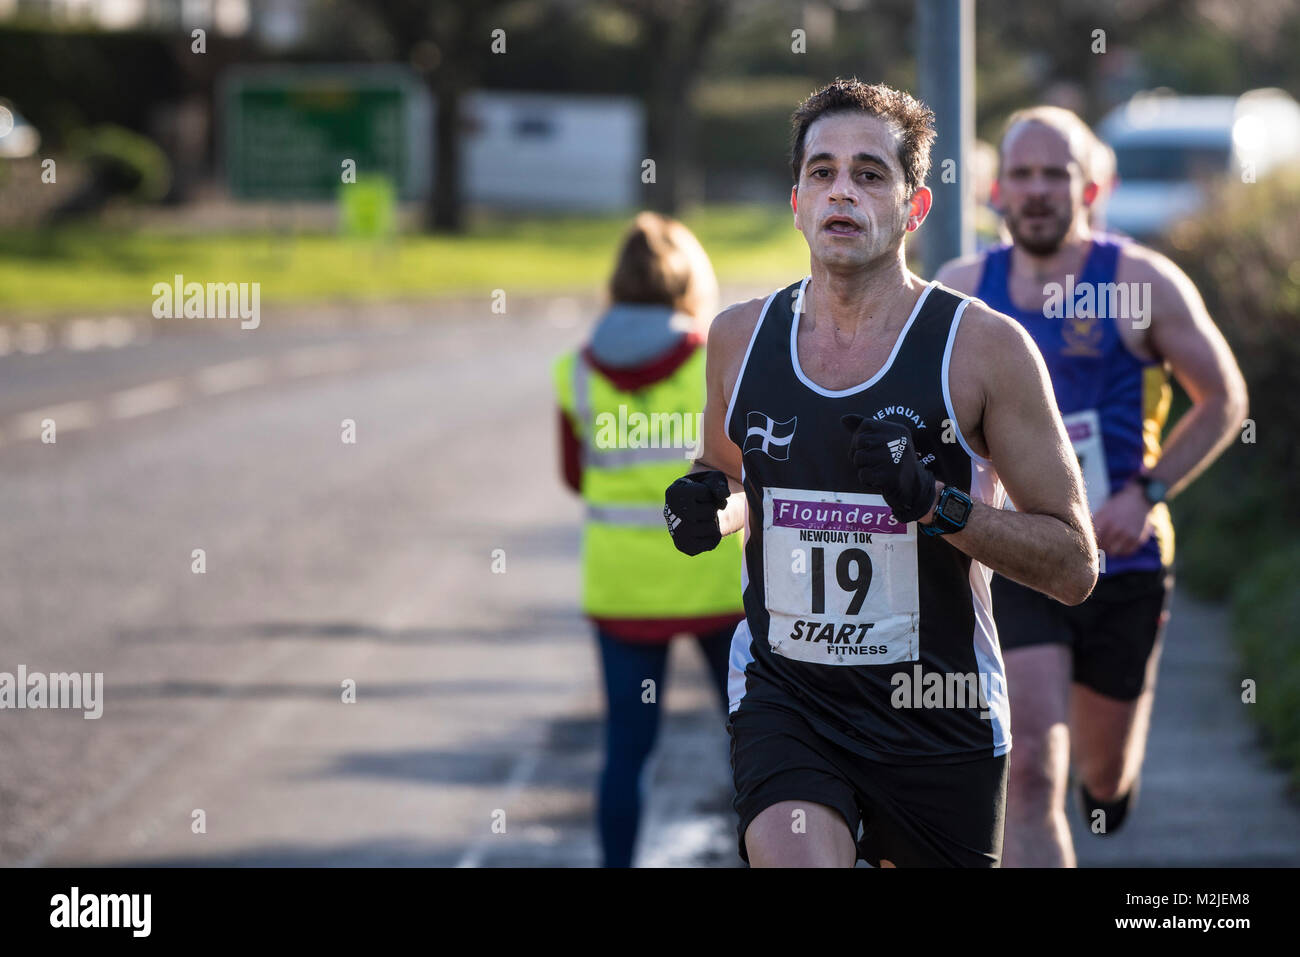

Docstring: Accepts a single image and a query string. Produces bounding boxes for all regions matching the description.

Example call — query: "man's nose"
[828,169,858,203]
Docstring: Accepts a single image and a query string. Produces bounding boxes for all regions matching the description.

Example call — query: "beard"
[1005,207,1071,256]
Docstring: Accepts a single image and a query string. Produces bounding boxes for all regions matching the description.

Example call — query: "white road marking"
[7,400,98,439]
[99,317,138,349]
[0,339,366,448]
[281,343,361,378]
[16,323,50,354]
[455,750,545,868]
[62,318,105,351]
[194,357,274,395]
[108,379,187,420]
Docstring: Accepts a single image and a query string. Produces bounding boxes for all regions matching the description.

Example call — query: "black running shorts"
[727,699,1008,867]
[992,569,1172,701]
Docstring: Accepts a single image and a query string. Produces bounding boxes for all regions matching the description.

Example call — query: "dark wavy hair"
[790,78,937,195]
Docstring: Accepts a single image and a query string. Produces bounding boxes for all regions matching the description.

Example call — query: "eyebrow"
[805,151,892,173]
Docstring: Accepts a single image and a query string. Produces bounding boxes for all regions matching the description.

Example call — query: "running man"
[663,79,1098,868]
[936,106,1249,866]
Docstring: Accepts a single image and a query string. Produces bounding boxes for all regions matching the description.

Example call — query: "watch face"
[1144,480,1168,504]
[941,493,972,524]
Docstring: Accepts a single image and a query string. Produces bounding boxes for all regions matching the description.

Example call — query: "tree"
[364,0,517,233]
[624,0,731,214]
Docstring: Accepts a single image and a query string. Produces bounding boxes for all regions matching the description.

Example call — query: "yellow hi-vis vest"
[553,346,744,620]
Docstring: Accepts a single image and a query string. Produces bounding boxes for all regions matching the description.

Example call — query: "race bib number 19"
[762,487,919,666]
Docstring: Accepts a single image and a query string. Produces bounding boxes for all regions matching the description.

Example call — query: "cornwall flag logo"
[743,411,797,460]
[887,435,907,464]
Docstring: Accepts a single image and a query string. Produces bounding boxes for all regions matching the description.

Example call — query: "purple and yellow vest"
[975,234,1173,575]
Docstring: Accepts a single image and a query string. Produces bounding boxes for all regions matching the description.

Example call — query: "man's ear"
[790,185,798,214]
[905,186,933,233]
[989,179,1002,210]
[1082,180,1099,207]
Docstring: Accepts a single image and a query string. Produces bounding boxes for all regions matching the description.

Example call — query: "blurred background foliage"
[1162,168,1300,783]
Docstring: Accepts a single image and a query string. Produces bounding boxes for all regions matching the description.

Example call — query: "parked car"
[0,98,40,158]
[1097,87,1300,238]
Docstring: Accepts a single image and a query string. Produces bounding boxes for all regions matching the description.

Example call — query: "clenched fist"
[664,470,731,556]
[840,415,937,524]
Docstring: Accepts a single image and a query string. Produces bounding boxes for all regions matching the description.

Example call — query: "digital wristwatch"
[920,485,974,537]
[1135,474,1169,506]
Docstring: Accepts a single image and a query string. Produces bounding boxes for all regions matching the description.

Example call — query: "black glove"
[664,470,731,556]
[840,415,937,524]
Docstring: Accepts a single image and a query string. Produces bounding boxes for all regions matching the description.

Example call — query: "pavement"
[1,294,1296,867]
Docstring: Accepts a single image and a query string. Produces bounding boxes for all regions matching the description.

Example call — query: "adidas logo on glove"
[663,505,682,532]
[887,436,908,464]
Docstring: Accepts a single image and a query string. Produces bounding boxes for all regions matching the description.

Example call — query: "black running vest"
[725,278,1010,763]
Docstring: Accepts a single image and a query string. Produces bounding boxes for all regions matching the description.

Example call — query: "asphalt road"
[1,297,1296,867]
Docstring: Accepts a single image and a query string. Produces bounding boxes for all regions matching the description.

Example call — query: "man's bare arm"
[689,299,762,537]
[1127,248,1249,497]
[941,306,1098,605]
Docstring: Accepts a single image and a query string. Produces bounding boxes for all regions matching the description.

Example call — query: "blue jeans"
[595,624,734,867]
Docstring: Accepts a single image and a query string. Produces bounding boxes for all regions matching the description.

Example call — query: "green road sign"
[223,66,431,201]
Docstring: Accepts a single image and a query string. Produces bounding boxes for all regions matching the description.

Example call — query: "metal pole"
[916,0,974,271]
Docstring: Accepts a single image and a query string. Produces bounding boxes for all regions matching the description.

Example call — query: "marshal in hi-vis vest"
[554,346,743,621]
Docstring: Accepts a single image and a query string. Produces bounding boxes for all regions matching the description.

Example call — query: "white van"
[1097,88,1300,238]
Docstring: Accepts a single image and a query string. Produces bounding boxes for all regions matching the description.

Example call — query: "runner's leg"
[1069,571,1172,833]
[744,800,857,867]
[1003,644,1075,867]
[1070,672,1158,824]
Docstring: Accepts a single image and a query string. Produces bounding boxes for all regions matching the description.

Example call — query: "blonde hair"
[608,212,718,321]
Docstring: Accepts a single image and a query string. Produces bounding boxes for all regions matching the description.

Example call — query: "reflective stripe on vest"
[571,360,693,468]
[553,346,743,620]
[584,503,665,527]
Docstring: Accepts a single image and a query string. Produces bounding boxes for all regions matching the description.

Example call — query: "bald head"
[999,106,1099,181]
[996,107,1102,255]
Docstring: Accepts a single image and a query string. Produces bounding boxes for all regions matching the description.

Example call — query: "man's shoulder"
[706,293,773,355]
[949,294,1039,373]
[1114,239,1201,316]
[1114,238,1187,283]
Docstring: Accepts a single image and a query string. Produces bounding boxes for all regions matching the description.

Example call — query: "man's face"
[792,112,918,270]
[997,121,1090,255]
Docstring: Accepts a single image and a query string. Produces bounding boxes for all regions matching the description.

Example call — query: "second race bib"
[762,487,920,666]
[1062,409,1109,514]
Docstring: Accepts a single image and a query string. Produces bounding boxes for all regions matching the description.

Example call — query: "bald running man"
[936,106,1248,866]
[663,80,1097,868]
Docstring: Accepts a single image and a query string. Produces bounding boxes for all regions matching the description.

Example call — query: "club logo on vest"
[743,411,797,459]
[1062,315,1104,357]
[870,407,936,467]
[871,406,926,431]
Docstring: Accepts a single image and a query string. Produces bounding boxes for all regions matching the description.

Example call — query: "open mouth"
[823,217,862,235]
